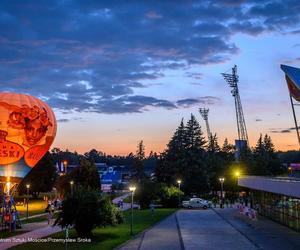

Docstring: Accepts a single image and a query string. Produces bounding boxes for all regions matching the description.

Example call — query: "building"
[238,176,300,232]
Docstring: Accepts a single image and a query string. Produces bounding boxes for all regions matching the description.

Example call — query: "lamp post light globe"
[129,185,136,236]
[129,186,136,192]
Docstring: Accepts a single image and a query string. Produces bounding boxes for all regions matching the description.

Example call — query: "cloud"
[269,126,300,133]
[0,1,300,114]
[57,118,70,123]
[176,96,221,107]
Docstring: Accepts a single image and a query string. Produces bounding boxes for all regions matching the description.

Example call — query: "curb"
[175,211,185,250]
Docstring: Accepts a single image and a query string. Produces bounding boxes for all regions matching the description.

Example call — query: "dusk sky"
[1,0,300,155]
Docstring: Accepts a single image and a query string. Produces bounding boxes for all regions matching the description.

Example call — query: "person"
[230,196,235,208]
[212,197,218,208]
[245,197,249,207]
[45,204,52,225]
[150,203,155,214]
[225,198,229,208]
[12,209,16,232]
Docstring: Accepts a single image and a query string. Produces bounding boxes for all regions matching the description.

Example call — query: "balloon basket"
[0,182,22,232]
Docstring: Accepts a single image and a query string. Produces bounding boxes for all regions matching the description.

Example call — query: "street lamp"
[177,180,182,206]
[219,178,225,198]
[219,178,225,208]
[129,185,136,236]
[63,160,68,174]
[26,184,30,220]
[70,181,74,196]
[234,171,240,200]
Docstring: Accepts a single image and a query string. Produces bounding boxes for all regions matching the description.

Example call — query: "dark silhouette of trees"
[251,134,285,176]
[131,140,146,183]
[156,114,209,195]
[19,152,57,197]
[155,115,286,197]
[57,158,100,196]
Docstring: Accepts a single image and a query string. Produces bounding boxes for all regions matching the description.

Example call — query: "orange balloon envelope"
[0,92,57,183]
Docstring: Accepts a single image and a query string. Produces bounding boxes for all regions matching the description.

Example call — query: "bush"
[157,183,183,208]
[55,188,123,237]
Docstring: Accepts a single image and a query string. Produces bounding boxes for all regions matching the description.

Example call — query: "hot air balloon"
[0,92,57,185]
[0,92,56,231]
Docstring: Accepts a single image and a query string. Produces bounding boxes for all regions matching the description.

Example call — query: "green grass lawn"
[0,230,29,239]
[16,199,47,218]
[11,208,177,250]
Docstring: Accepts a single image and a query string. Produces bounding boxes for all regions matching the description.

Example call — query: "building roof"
[239,175,300,198]
[281,64,300,102]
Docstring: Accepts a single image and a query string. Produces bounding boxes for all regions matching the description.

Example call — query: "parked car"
[182,198,211,209]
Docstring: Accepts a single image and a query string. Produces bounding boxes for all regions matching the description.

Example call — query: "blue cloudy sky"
[1,0,300,154]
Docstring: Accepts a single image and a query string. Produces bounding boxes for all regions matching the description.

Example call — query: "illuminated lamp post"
[219,177,225,208]
[26,184,30,221]
[235,171,240,200]
[177,180,182,206]
[70,181,74,196]
[129,185,136,236]
[63,160,68,174]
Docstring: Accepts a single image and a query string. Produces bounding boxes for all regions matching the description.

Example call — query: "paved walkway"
[120,208,300,250]
[0,221,61,250]
[112,193,139,211]
[214,207,300,250]
[178,209,257,250]
[119,213,183,250]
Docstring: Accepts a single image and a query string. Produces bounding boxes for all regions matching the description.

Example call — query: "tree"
[19,152,57,197]
[251,134,284,176]
[156,119,187,184]
[55,189,123,237]
[182,114,209,194]
[135,179,159,209]
[131,140,146,182]
[84,149,105,163]
[156,114,209,195]
[184,114,206,151]
[57,158,100,196]
[207,133,220,153]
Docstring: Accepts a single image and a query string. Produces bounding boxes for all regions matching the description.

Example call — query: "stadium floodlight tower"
[281,64,300,147]
[222,65,249,157]
[199,108,212,141]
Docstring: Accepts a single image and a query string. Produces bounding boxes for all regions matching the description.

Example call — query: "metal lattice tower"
[222,65,249,145]
[199,108,212,140]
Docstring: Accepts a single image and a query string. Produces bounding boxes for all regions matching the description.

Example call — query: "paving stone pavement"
[118,212,183,250]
